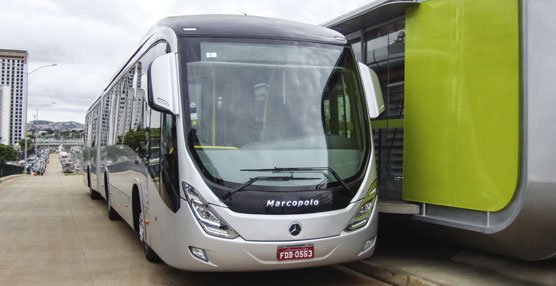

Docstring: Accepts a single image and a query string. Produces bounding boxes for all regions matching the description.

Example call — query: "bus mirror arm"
[149,52,180,115]
[357,62,385,119]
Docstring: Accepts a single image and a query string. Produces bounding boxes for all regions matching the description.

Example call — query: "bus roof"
[86,15,349,114]
[149,14,348,45]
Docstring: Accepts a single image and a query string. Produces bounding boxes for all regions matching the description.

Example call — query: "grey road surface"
[0,154,387,286]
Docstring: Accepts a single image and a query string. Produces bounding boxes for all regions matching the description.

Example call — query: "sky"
[0,0,375,124]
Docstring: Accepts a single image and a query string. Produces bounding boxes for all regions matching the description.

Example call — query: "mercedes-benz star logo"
[289,222,302,236]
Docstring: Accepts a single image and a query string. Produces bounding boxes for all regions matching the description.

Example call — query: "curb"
[0,174,24,183]
[343,260,444,286]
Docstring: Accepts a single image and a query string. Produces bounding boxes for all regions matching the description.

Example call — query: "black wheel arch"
[132,185,141,232]
[86,166,91,188]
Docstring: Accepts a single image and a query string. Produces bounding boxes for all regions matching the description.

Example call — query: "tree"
[123,129,148,158]
[18,139,34,155]
[0,144,17,164]
[18,139,34,152]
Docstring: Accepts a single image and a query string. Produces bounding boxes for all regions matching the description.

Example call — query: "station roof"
[151,14,347,45]
[322,0,421,35]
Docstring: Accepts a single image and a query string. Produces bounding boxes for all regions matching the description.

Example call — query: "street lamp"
[28,64,57,75]
[23,64,57,162]
[30,102,56,150]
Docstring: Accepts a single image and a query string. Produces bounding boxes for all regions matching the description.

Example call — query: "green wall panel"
[403,0,520,211]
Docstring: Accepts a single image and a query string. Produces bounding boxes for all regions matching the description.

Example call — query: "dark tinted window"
[160,113,180,211]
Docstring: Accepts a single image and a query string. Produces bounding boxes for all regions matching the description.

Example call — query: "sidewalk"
[344,214,556,286]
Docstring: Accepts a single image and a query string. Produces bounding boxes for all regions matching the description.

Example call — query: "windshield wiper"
[240,167,351,197]
[222,175,320,199]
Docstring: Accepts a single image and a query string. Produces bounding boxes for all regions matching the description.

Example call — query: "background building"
[0,49,28,146]
[324,0,556,262]
[0,86,11,145]
[325,0,519,213]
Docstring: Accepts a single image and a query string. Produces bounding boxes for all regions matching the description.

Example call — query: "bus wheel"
[90,188,101,200]
[139,207,160,262]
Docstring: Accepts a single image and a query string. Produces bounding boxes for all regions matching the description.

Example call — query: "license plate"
[277,245,314,261]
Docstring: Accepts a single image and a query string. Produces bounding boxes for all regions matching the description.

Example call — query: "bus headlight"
[182,182,239,239]
[345,181,377,232]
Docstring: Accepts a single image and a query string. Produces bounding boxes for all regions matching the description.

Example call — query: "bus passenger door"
[145,109,181,257]
[146,109,164,251]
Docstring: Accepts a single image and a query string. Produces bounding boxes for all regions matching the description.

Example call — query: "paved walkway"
[0,154,388,286]
[346,215,556,286]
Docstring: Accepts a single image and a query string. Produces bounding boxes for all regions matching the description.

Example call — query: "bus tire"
[138,206,160,262]
[90,188,101,200]
[86,167,91,187]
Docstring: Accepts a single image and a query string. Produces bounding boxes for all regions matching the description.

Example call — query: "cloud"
[1,0,373,123]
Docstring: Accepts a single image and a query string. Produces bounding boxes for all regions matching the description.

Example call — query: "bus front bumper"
[165,212,377,272]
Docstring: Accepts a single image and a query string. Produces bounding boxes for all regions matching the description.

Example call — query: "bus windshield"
[184,39,369,189]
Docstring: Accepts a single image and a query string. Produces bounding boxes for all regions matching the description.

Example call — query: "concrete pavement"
[344,215,556,286]
[0,154,388,286]
[3,153,554,286]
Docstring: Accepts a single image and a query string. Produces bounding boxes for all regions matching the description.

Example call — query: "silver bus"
[82,15,384,271]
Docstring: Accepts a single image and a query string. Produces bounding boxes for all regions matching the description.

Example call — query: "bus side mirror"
[358,62,385,119]
[149,53,180,115]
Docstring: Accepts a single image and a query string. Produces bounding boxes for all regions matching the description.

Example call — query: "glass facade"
[348,17,406,200]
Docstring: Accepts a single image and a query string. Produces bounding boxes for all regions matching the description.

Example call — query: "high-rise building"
[0,86,11,145]
[0,49,28,146]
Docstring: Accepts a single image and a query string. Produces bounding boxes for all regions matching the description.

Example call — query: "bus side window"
[160,113,180,212]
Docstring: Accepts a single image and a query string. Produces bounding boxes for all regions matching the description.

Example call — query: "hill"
[28,120,84,131]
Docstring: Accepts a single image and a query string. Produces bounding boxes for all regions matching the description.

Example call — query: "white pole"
[24,64,57,164]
